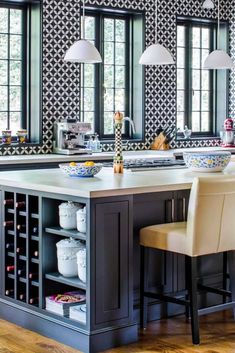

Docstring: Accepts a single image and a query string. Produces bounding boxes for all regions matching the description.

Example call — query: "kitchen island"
[0,164,234,352]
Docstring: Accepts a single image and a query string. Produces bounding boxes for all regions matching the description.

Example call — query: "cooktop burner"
[103,158,186,171]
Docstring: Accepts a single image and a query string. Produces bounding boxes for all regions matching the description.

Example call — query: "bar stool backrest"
[187,176,235,256]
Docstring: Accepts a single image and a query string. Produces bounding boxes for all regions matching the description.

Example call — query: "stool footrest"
[198,284,231,297]
[198,301,235,316]
[144,291,189,307]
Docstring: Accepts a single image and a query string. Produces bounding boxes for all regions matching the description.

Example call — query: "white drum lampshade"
[202,0,214,9]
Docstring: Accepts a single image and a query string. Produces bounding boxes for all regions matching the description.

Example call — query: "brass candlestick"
[113,111,124,174]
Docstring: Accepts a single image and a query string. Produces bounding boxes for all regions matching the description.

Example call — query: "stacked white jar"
[56,238,85,277]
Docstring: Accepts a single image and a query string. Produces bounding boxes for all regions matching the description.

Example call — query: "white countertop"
[1,146,235,165]
[1,162,235,198]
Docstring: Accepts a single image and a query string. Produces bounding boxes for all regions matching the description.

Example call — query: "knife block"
[150,133,170,151]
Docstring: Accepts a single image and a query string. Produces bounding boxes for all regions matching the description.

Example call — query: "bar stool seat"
[139,176,235,345]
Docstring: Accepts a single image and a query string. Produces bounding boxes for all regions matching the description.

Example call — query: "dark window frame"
[177,17,218,137]
[81,9,133,140]
[0,1,28,133]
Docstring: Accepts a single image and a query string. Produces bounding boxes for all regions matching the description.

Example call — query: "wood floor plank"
[0,311,234,352]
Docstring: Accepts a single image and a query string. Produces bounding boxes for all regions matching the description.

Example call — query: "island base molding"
[0,299,138,353]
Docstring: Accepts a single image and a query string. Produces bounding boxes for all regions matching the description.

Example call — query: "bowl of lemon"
[59,161,103,178]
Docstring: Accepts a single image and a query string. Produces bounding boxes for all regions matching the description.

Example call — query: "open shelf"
[7,209,15,214]
[31,213,39,219]
[45,272,86,290]
[31,235,39,241]
[19,211,27,217]
[7,230,15,236]
[45,227,86,241]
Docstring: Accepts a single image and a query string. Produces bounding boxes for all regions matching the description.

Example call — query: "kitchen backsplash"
[1,0,234,155]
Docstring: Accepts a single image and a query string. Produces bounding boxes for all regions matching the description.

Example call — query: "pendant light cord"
[155,0,158,43]
[217,0,220,49]
[82,0,85,39]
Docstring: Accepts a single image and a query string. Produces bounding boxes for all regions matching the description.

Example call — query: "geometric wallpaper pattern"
[0,0,234,155]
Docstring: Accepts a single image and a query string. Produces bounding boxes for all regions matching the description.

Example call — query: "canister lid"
[56,237,82,248]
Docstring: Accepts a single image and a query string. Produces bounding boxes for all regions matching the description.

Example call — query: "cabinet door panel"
[94,200,131,326]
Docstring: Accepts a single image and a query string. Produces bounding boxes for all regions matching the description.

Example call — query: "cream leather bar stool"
[140,176,235,345]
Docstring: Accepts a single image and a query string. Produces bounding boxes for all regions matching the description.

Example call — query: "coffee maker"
[53,120,92,155]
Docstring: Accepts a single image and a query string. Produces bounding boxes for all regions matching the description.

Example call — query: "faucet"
[123,117,136,135]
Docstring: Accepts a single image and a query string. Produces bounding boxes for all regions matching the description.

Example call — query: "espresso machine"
[53,120,92,155]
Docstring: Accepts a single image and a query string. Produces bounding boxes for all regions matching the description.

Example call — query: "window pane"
[0,86,8,110]
[201,112,209,131]
[84,64,94,87]
[9,112,21,135]
[201,49,209,67]
[177,47,185,68]
[115,42,125,65]
[192,90,200,111]
[177,91,184,111]
[177,26,185,47]
[104,42,114,64]
[104,112,114,135]
[104,18,114,41]
[10,86,21,111]
[0,34,8,59]
[104,65,114,88]
[201,91,209,111]
[85,16,95,40]
[192,112,200,132]
[192,27,200,47]
[84,112,94,132]
[177,69,184,89]
[0,112,7,130]
[116,66,125,88]
[10,35,21,59]
[0,60,8,85]
[115,89,125,111]
[10,61,21,85]
[177,112,184,131]
[0,8,8,33]
[104,89,114,111]
[84,88,94,111]
[202,28,209,48]
[192,70,200,90]
[192,49,200,68]
[10,9,22,34]
[202,70,209,90]
[116,20,125,42]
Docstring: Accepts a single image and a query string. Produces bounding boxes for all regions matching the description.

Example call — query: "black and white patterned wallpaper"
[1,0,234,155]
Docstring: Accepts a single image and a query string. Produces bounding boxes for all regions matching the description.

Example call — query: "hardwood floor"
[0,311,234,353]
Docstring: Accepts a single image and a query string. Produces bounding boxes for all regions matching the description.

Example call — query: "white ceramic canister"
[76,207,87,233]
[76,247,86,283]
[56,237,84,277]
[59,201,82,230]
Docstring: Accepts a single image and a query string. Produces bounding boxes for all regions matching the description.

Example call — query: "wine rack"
[3,192,40,307]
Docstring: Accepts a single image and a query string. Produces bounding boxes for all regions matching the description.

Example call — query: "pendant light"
[64,0,102,64]
[202,0,214,9]
[139,0,174,65]
[204,0,234,69]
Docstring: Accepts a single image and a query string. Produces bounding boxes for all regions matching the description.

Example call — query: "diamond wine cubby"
[3,191,40,307]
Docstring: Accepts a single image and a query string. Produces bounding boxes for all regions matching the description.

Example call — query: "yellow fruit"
[69,162,77,167]
[84,161,95,167]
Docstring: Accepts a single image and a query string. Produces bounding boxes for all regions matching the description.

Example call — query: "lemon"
[84,161,95,167]
[69,162,77,167]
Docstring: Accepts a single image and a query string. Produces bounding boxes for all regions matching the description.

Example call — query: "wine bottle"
[6,243,14,251]
[16,247,25,254]
[17,224,26,231]
[32,227,38,234]
[4,199,14,206]
[5,289,14,296]
[19,293,26,301]
[6,265,15,272]
[16,201,26,209]
[3,220,14,228]
[29,297,38,305]
[29,272,38,279]
[17,268,26,276]
[33,251,39,258]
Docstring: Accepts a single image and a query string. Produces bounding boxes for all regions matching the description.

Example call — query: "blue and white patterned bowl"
[183,151,231,172]
[59,163,103,178]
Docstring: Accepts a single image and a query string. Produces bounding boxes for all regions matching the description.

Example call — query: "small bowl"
[183,151,231,172]
[59,163,103,178]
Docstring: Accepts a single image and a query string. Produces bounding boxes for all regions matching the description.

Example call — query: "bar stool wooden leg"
[228,251,235,319]
[186,256,200,345]
[223,252,228,303]
[140,246,149,329]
